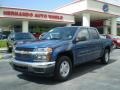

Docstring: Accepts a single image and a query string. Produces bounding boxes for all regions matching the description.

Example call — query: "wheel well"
[57,51,74,65]
[105,46,110,53]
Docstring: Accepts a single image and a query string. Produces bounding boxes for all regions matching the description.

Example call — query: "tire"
[54,56,72,81]
[116,45,120,49]
[7,47,12,53]
[101,49,110,64]
[7,43,12,53]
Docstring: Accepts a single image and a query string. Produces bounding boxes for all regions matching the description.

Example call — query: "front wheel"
[7,43,12,53]
[101,49,110,64]
[54,56,72,81]
[7,46,12,53]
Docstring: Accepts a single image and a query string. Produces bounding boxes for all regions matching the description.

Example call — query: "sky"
[0,0,73,11]
[0,0,120,11]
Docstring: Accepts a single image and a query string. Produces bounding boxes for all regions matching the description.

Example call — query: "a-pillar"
[82,13,90,26]
[22,20,29,32]
[111,18,117,35]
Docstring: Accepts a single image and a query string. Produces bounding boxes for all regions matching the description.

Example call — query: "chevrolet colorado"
[10,26,113,81]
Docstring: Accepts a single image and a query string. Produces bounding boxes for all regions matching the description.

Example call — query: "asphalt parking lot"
[0,49,120,90]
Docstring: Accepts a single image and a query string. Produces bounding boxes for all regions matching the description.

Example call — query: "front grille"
[15,53,35,62]
[15,47,36,62]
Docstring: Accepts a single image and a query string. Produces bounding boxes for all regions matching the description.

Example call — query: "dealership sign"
[3,10,63,20]
[0,7,74,23]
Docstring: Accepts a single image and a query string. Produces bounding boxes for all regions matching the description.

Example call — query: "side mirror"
[76,36,87,42]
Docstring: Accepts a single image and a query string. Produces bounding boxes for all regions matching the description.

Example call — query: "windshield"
[41,27,77,40]
[15,33,35,40]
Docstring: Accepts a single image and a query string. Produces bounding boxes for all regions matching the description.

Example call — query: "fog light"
[42,55,47,60]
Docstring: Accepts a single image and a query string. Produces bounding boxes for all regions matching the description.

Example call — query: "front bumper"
[10,60,55,76]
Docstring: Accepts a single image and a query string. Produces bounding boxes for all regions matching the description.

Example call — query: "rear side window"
[89,28,99,39]
[77,28,90,41]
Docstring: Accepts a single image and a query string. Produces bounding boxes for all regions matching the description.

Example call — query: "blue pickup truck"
[10,26,112,81]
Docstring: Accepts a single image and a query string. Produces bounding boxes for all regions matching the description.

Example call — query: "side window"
[76,28,90,41]
[89,28,99,39]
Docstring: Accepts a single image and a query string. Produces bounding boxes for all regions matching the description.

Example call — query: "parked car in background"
[106,34,120,48]
[0,34,3,39]
[0,33,7,39]
[7,32,36,52]
[10,26,112,81]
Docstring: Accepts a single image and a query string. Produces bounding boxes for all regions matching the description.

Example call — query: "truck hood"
[17,40,69,49]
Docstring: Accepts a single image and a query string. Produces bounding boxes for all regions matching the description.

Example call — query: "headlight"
[34,48,53,62]
[35,48,52,53]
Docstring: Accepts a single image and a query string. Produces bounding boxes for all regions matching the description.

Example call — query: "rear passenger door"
[88,28,102,60]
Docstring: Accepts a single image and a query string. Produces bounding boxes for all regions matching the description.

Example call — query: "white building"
[55,0,120,35]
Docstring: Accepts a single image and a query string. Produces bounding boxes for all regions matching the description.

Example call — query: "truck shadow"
[17,59,116,85]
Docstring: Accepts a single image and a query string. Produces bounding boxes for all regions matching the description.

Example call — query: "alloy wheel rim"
[105,52,109,62]
[60,61,70,78]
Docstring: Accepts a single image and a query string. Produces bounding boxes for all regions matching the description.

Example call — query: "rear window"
[89,28,99,39]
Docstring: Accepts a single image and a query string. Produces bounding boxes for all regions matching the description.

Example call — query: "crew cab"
[10,26,112,81]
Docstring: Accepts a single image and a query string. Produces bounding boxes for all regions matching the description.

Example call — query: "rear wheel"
[101,49,110,64]
[54,56,72,81]
[116,45,120,49]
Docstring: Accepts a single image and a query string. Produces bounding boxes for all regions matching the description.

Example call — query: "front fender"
[52,43,73,61]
